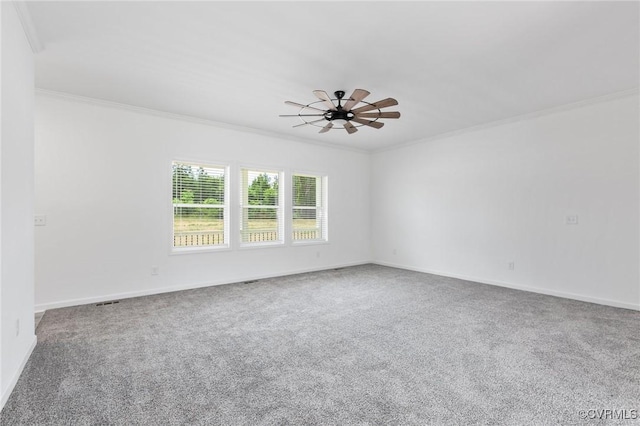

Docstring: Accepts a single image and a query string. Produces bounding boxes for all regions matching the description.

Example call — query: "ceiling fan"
[280,89,400,134]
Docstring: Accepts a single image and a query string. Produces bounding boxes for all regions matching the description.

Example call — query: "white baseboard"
[0,335,37,411]
[373,261,640,311]
[34,260,639,313]
[34,261,370,312]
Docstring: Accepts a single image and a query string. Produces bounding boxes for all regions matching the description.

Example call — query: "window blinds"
[292,174,327,242]
[172,162,227,248]
[240,168,283,244]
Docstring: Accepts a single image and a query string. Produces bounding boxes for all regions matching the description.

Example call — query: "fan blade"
[319,122,333,133]
[344,122,358,134]
[293,118,326,128]
[279,114,326,117]
[355,111,401,119]
[313,90,337,111]
[285,101,326,113]
[351,98,398,114]
[351,117,385,129]
[342,89,370,111]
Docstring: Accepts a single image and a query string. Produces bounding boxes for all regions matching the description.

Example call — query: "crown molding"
[12,1,43,53]
[34,89,369,154]
[374,87,640,154]
[35,86,638,156]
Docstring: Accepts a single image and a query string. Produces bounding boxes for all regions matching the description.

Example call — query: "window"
[292,173,327,242]
[172,161,228,250]
[240,168,283,245]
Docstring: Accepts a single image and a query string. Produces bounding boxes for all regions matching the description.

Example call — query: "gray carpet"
[1,264,638,425]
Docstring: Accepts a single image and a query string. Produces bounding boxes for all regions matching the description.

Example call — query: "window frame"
[170,160,230,254]
[239,166,285,248]
[291,172,328,245]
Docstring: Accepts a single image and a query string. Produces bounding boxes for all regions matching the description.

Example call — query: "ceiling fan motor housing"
[325,90,353,122]
[325,110,354,122]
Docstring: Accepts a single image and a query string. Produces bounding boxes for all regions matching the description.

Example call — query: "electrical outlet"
[316,251,320,258]
[34,215,46,226]
[392,248,397,255]
[566,215,579,225]
[508,262,515,270]
[151,266,159,275]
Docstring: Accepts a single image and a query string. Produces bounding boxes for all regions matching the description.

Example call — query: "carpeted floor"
[1,264,638,425]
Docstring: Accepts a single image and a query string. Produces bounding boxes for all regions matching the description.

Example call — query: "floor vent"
[333,268,343,271]
[96,300,120,307]
[244,280,259,284]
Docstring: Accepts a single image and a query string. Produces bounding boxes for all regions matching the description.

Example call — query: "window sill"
[291,239,329,247]
[170,245,231,255]
[238,241,285,250]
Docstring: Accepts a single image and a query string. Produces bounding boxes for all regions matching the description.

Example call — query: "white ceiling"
[27,1,639,151]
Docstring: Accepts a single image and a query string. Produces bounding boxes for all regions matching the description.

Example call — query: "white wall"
[0,2,37,408]
[34,94,371,310]
[33,81,639,313]
[372,93,639,310]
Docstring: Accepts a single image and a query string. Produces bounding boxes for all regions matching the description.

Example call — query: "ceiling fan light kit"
[281,89,400,134]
